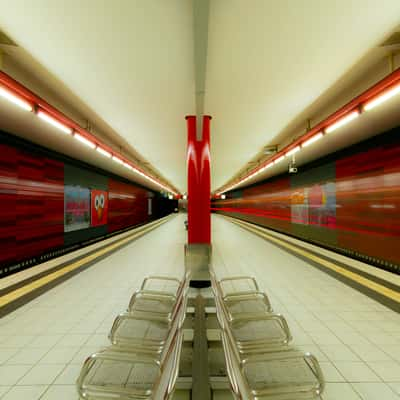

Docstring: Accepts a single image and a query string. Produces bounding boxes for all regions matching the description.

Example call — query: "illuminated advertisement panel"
[291,182,336,227]
[91,189,108,226]
[64,186,91,232]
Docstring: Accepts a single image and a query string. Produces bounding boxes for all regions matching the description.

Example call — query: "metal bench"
[212,270,324,399]
[77,328,184,399]
[76,274,189,399]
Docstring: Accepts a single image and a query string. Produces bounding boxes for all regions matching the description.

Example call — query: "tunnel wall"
[0,131,174,278]
[212,128,400,274]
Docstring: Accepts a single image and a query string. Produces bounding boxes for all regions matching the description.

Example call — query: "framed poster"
[64,186,91,232]
[91,189,108,226]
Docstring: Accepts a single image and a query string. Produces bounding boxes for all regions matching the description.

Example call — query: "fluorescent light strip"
[96,147,112,158]
[364,83,400,111]
[0,86,33,111]
[112,155,124,164]
[274,155,285,164]
[325,110,359,133]
[37,111,72,134]
[286,146,300,157]
[0,80,180,195]
[74,133,96,149]
[302,132,323,148]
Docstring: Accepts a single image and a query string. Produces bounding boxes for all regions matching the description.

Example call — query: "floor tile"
[40,385,79,400]
[1,385,47,400]
[387,382,400,396]
[321,382,362,400]
[39,347,80,364]
[54,364,82,385]
[318,362,345,382]
[27,335,63,348]
[366,361,400,382]
[0,349,19,364]
[319,345,360,362]
[70,347,100,365]
[17,364,66,385]
[379,345,400,362]
[6,348,49,365]
[351,343,393,362]
[363,332,399,345]
[56,335,90,347]
[0,336,35,348]
[0,387,11,397]
[0,365,32,385]
[309,332,342,346]
[333,362,381,382]
[84,334,109,347]
[352,382,399,400]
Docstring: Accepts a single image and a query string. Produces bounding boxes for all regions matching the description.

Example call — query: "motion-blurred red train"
[0,132,176,278]
[213,129,400,274]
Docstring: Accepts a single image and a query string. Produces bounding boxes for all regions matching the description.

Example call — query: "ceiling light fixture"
[37,110,72,134]
[301,132,323,148]
[325,110,359,133]
[74,133,96,149]
[0,85,33,111]
[96,147,112,158]
[364,83,400,111]
[286,146,300,157]
[112,155,124,164]
[273,155,285,164]
[0,71,180,196]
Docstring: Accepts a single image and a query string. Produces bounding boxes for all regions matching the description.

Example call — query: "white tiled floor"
[212,215,400,399]
[0,215,185,399]
[0,214,398,399]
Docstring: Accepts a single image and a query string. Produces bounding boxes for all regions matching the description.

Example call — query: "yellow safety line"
[226,216,400,304]
[0,217,172,309]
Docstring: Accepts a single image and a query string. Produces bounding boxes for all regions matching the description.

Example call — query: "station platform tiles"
[0,213,398,399]
[212,214,400,400]
[0,215,186,400]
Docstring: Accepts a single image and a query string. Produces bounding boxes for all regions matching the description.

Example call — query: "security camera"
[288,161,298,174]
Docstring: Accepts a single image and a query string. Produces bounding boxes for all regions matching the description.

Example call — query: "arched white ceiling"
[0,0,400,192]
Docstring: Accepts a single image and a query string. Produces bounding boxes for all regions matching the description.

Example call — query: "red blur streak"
[0,143,64,265]
[107,179,149,233]
[186,115,211,244]
[212,206,399,239]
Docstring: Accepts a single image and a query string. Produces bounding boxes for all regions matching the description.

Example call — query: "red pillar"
[186,115,211,244]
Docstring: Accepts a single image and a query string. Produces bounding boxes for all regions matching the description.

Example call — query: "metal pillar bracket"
[192,294,211,400]
[185,243,211,287]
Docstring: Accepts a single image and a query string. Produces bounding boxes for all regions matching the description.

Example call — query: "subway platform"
[0,214,399,399]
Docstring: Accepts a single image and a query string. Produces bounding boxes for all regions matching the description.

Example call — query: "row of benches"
[211,271,325,399]
[76,274,190,399]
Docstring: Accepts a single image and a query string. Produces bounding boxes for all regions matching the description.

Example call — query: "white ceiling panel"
[206,0,400,189]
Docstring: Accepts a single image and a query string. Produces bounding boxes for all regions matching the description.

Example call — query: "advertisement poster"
[64,186,91,232]
[291,182,336,227]
[308,182,336,228]
[291,188,309,224]
[91,189,108,226]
